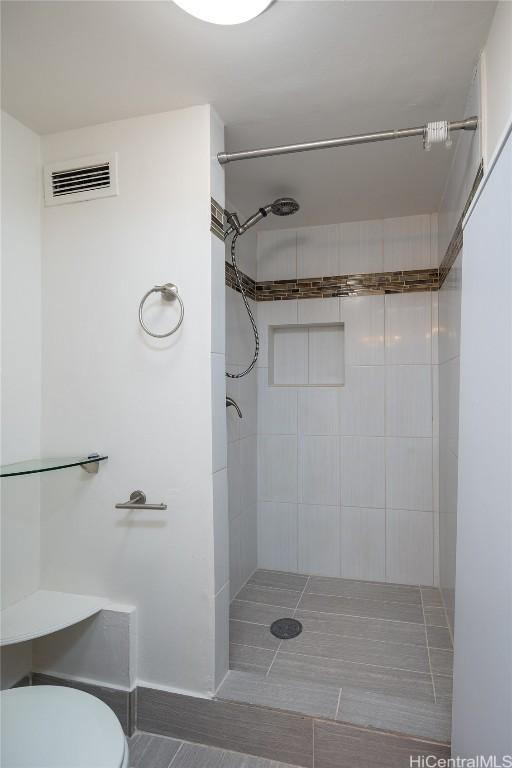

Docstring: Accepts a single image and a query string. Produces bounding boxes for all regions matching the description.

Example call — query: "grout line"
[265,639,282,678]
[305,589,422,607]
[420,588,437,704]
[243,582,308,595]
[230,619,430,650]
[242,580,424,606]
[312,714,315,768]
[335,687,343,720]
[168,742,184,767]
[269,647,433,676]
[293,575,311,615]
[232,598,425,625]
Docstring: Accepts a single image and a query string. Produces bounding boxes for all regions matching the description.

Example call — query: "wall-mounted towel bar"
[115,490,167,510]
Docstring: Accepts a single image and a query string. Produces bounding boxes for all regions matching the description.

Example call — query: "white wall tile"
[257,502,298,572]
[213,469,229,593]
[300,435,340,506]
[257,300,298,367]
[258,434,298,503]
[438,251,462,364]
[238,366,257,439]
[226,372,240,444]
[439,356,460,457]
[257,229,297,281]
[227,441,241,521]
[297,224,340,278]
[340,219,384,274]
[341,507,386,582]
[225,287,246,367]
[385,292,432,365]
[211,236,226,355]
[341,436,385,508]
[258,368,297,434]
[344,295,385,365]
[386,509,434,586]
[386,365,433,437]
[299,388,340,435]
[240,504,258,584]
[340,365,385,436]
[212,352,227,473]
[240,435,257,509]
[272,326,308,385]
[232,227,257,281]
[229,514,242,598]
[214,582,230,688]
[308,325,344,385]
[386,437,433,511]
[298,297,341,324]
[431,292,439,365]
[383,215,431,271]
[298,504,340,576]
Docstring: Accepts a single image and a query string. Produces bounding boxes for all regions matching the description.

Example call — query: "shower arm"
[217,116,478,165]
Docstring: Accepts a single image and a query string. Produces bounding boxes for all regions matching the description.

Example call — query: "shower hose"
[226,232,259,379]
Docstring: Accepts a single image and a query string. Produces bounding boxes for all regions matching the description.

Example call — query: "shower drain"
[270,618,303,640]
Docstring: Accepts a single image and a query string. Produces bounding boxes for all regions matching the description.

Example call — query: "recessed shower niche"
[268,322,345,386]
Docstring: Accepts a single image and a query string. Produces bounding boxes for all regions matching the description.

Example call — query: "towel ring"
[138,283,184,338]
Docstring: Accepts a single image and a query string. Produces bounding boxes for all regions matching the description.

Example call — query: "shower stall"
[221,200,454,744]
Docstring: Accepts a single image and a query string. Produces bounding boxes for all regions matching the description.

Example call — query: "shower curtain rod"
[217,116,478,165]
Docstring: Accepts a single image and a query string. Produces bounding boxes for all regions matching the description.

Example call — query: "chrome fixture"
[224,197,300,238]
[115,490,167,511]
[226,396,243,418]
[138,283,184,338]
[81,453,103,474]
[218,117,478,165]
[224,198,300,380]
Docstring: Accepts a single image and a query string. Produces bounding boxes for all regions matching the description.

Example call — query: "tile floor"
[128,732,299,768]
[220,569,453,743]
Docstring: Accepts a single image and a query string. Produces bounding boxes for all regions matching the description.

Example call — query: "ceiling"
[1,1,495,227]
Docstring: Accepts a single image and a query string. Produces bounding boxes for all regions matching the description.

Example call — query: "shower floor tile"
[224,569,453,743]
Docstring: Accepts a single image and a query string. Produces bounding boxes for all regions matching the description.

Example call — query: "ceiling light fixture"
[173,0,272,25]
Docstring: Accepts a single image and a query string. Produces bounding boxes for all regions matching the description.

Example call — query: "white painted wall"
[436,68,483,634]
[0,111,42,686]
[210,110,229,689]
[480,1,512,165]
[225,208,258,599]
[38,106,223,695]
[452,126,512,760]
[253,215,438,586]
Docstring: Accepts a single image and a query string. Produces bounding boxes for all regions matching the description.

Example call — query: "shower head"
[270,197,300,216]
[224,197,300,238]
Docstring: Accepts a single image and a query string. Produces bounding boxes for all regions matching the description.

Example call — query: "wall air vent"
[44,153,118,206]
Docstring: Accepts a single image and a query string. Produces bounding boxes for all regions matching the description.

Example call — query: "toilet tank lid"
[1,685,127,768]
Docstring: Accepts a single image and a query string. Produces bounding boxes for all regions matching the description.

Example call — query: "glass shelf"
[0,454,108,478]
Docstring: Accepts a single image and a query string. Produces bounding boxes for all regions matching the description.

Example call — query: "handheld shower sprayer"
[224,197,300,239]
[224,197,300,379]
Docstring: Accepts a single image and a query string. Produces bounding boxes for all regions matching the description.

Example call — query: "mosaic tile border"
[256,268,439,300]
[438,161,483,287]
[211,197,225,242]
[226,264,438,301]
[223,160,483,299]
[225,261,257,300]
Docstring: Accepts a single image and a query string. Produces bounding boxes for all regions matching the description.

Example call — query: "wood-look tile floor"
[220,570,453,743]
[128,732,300,768]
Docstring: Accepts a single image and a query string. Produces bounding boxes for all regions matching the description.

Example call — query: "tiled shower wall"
[225,218,258,598]
[255,214,439,586]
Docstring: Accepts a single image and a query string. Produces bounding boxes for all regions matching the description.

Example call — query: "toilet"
[1,685,128,767]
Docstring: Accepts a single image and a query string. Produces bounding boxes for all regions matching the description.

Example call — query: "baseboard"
[136,684,451,768]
